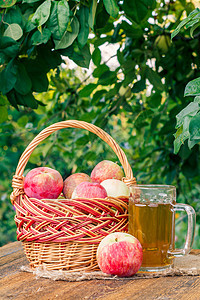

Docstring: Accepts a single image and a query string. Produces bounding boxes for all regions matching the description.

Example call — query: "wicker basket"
[10,120,136,272]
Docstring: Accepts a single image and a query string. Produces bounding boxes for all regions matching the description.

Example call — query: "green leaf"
[28,147,42,164]
[132,79,146,93]
[31,0,51,27]
[176,102,199,128]
[6,89,18,109]
[98,70,116,85]
[121,21,143,39]
[24,14,37,33]
[30,72,49,93]
[189,112,200,140]
[77,6,89,47]
[47,2,60,39]
[185,18,200,29]
[184,77,200,96]
[79,83,97,97]
[194,96,200,104]
[17,115,29,127]
[190,22,200,38]
[4,24,23,41]
[0,0,17,8]
[93,64,109,78]
[181,150,199,179]
[94,36,109,47]
[24,45,62,77]
[117,49,124,65]
[0,36,20,58]
[188,139,199,149]
[57,0,70,37]
[148,92,162,108]
[15,91,38,109]
[0,53,6,64]
[31,28,51,45]
[46,0,72,40]
[72,43,92,69]
[42,142,53,158]
[146,67,164,91]
[0,59,17,95]
[14,63,32,95]
[186,8,200,18]
[123,0,156,24]
[89,0,97,30]
[105,84,119,99]
[92,89,106,103]
[4,7,23,27]
[84,151,97,161]
[23,57,49,92]
[54,16,79,50]
[171,18,191,40]
[103,0,119,19]
[150,115,160,132]
[171,8,200,39]
[0,95,8,106]
[174,119,190,154]
[95,1,110,30]
[0,106,8,123]
[135,109,153,129]
[92,47,101,66]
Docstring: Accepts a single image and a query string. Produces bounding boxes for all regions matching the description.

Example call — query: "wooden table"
[1,242,200,300]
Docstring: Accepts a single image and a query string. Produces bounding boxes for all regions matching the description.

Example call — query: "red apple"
[24,167,63,200]
[63,173,91,198]
[91,160,124,183]
[100,179,130,197]
[71,182,107,199]
[97,232,143,277]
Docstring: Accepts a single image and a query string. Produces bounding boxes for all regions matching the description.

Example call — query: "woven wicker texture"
[10,120,136,271]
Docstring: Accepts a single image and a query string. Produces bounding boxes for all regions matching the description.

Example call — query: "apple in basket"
[97,232,143,277]
[24,167,63,199]
[72,182,107,199]
[100,179,130,197]
[63,173,91,198]
[91,160,124,183]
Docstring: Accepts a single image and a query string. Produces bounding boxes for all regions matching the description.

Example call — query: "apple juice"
[128,202,175,270]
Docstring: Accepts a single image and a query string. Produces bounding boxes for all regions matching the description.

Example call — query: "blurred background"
[0,0,200,249]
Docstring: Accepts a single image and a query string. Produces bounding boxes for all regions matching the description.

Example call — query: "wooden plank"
[0,242,24,266]
[1,271,200,300]
[0,241,23,259]
[0,241,29,279]
[1,242,200,300]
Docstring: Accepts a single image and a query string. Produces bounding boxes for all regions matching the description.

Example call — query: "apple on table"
[97,232,143,277]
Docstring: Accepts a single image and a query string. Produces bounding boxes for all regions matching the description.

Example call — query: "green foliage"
[172,8,200,152]
[103,0,119,19]
[0,0,119,111]
[171,8,200,39]
[123,0,156,24]
[0,0,17,8]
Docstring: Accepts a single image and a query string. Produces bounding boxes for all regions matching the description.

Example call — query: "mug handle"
[168,203,196,257]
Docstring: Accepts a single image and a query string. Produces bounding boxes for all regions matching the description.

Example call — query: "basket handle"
[10,120,136,203]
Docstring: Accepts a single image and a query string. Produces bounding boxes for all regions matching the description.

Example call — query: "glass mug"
[128,185,196,272]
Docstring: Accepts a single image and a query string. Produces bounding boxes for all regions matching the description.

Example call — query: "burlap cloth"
[21,254,200,281]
